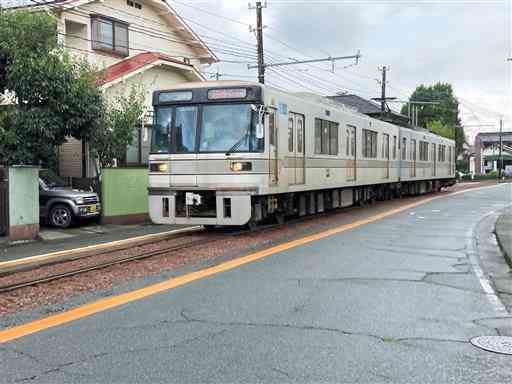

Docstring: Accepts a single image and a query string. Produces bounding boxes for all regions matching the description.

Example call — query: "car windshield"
[40,170,68,188]
[151,103,263,154]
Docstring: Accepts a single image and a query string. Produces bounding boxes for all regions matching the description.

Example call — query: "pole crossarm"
[248,52,361,70]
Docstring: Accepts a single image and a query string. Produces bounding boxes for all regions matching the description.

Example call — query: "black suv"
[39,170,101,228]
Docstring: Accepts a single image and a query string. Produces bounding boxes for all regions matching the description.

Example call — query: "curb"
[495,213,512,269]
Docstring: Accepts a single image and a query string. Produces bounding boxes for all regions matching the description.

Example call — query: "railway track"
[0,185,478,296]
[0,222,283,294]
[0,236,224,294]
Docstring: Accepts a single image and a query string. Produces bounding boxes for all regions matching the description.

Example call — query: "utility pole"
[249,1,266,84]
[380,66,387,112]
[371,66,399,117]
[499,117,503,179]
[248,3,361,81]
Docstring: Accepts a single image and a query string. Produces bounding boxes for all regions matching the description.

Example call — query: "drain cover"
[470,336,512,355]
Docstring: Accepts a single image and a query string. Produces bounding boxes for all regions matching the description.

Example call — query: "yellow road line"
[0,226,201,271]
[0,184,503,343]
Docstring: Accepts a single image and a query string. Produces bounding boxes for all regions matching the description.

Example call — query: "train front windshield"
[151,103,263,154]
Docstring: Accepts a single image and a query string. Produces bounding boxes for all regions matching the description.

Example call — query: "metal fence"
[0,167,8,236]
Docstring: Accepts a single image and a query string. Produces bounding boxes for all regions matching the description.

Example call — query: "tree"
[0,10,104,166]
[427,120,454,140]
[401,82,465,156]
[88,86,146,171]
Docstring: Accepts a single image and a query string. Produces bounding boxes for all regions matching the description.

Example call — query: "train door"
[347,125,356,181]
[294,114,305,184]
[410,139,417,177]
[268,109,278,185]
[432,143,436,176]
[288,112,305,185]
[383,133,390,179]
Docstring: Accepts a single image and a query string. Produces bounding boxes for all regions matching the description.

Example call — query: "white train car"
[148,81,455,227]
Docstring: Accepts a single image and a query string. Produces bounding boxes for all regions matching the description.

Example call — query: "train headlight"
[150,163,169,172]
[230,161,252,172]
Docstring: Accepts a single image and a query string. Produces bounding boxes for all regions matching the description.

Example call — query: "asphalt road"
[2,184,512,383]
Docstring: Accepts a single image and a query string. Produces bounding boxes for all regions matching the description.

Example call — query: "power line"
[171,0,250,27]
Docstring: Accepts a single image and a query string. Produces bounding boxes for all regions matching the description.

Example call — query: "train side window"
[288,117,294,153]
[329,122,338,155]
[382,133,389,159]
[269,111,276,146]
[411,139,416,161]
[392,136,397,159]
[419,141,428,161]
[402,137,407,160]
[346,128,350,156]
[315,118,338,155]
[362,129,377,158]
[314,118,322,154]
[350,126,356,157]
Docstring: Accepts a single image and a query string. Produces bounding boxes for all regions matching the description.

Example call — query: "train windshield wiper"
[225,130,250,155]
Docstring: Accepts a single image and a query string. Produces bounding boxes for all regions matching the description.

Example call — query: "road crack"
[179,310,468,345]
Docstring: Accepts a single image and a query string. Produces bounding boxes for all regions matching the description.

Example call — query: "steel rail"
[0,237,220,294]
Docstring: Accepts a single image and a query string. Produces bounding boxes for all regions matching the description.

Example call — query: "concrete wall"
[101,168,149,224]
[8,166,39,241]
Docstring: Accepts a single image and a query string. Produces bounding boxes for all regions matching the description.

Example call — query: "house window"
[127,0,142,9]
[91,16,129,56]
[314,118,338,155]
[362,129,378,158]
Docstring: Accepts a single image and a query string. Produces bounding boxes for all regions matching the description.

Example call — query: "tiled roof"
[97,52,197,86]
[327,94,383,114]
[476,132,512,143]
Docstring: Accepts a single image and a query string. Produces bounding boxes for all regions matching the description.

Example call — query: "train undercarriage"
[150,178,456,228]
[245,178,456,227]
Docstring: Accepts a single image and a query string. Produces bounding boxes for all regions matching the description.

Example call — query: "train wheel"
[276,213,285,225]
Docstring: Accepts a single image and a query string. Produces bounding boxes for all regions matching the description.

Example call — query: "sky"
[3,0,511,143]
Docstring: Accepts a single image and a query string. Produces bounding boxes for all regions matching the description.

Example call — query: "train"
[148,81,455,227]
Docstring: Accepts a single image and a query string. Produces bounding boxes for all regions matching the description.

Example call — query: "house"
[8,0,218,178]
[473,131,512,175]
[328,94,410,127]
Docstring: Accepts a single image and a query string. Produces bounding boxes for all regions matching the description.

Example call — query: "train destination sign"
[159,91,193,103]
[208,88,247,100]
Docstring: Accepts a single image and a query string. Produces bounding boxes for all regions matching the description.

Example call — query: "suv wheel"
[50,204,73,228]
